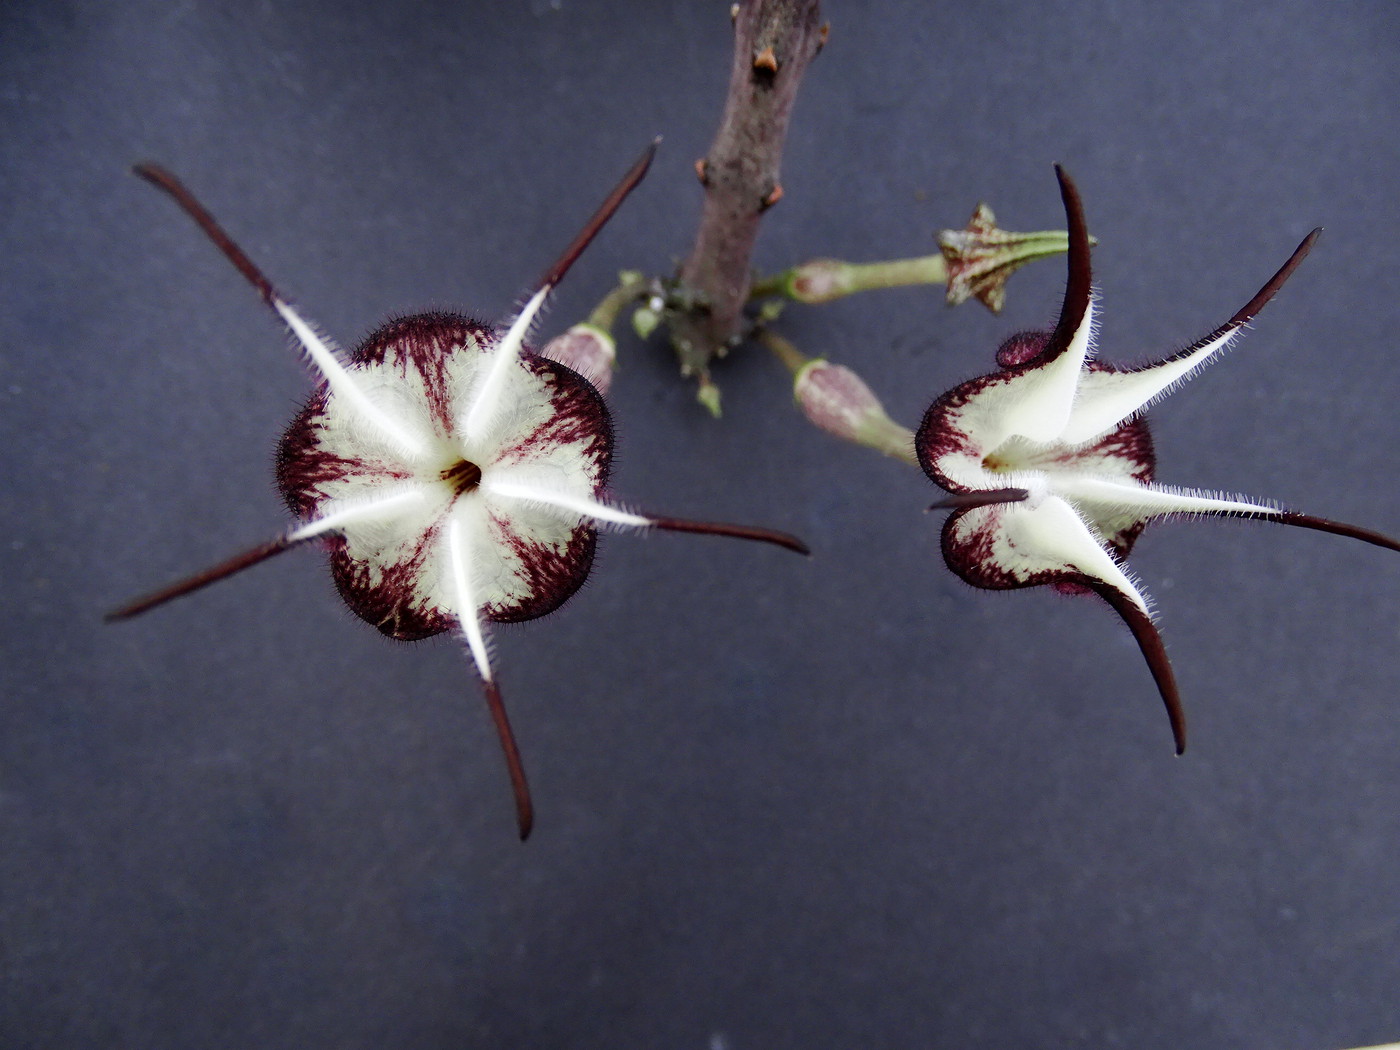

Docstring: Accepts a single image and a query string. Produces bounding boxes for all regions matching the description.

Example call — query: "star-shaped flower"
[110,147,807,838]
[917,167,1400,753]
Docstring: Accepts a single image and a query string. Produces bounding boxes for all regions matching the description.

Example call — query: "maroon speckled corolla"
[110,146,808,838]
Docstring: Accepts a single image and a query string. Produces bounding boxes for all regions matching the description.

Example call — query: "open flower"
[917,167,1400,753]
[110,147,807,838]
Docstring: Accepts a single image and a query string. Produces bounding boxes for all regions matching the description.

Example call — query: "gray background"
[4,2,1399,1047]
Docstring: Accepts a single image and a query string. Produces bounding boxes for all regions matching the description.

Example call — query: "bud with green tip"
[541,323,618,394]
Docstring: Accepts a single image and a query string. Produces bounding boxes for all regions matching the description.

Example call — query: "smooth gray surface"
[4,2,1399,1047]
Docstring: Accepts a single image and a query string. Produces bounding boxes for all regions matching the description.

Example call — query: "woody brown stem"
[669,0,825,391]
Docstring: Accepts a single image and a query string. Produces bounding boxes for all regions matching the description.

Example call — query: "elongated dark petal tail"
[133,163,282,308]
[928,488,1030,511]
[1037,166,1092,367]
[1153,228,1323,369]
[536,139,659,292]
[482,679,534,841]
[648,515,811,555]
[1084,579,1187,755]
[1275,511,1400,554]
[1226,229,1322,328]
[106,537,301,621]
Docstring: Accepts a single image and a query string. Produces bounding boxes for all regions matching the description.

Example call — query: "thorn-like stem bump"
[753,45,779,72]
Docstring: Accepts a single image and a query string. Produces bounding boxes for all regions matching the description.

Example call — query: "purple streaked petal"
[942,495,1149,614]
[277,423,417,519]
[939,495,1185,754]
[920,299,1099,462]
[352,313,494,434]
[326,512,455,641]
[918,380,1155,500]
[477,503,600,624]
[486,354,614,491]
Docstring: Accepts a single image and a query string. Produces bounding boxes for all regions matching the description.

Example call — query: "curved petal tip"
[1086,579,1187,755]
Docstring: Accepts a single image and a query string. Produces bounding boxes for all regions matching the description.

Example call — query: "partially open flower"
[918,167,1400,753]
[110,147,807,838]
[938,202,1078,313]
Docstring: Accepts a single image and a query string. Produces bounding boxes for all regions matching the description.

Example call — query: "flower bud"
[785,258,850,303]
[794,359,915,462]
[541,322,617,394]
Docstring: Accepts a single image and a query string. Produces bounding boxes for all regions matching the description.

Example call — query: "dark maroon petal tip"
[927,488,1029,512]
[1084,580,1187,755]
[133,163,281,308]
[481,678,534,841]
[106,536,300,622]
[536,140,658,292]
[1156,229,1322,368]
[648,515,811,556]
[1276,511,1400,554]
[1225,228,1322,329]
[1036,166,1093,367]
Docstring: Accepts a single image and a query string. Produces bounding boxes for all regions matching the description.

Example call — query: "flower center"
[440,458,483,496]
[982,451,1013,473]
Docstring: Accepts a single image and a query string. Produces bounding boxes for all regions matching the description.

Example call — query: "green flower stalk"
[751,202,1080,313]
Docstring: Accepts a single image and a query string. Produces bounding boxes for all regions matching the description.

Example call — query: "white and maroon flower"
[111,147,807,838]
[917,167,1400,754]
